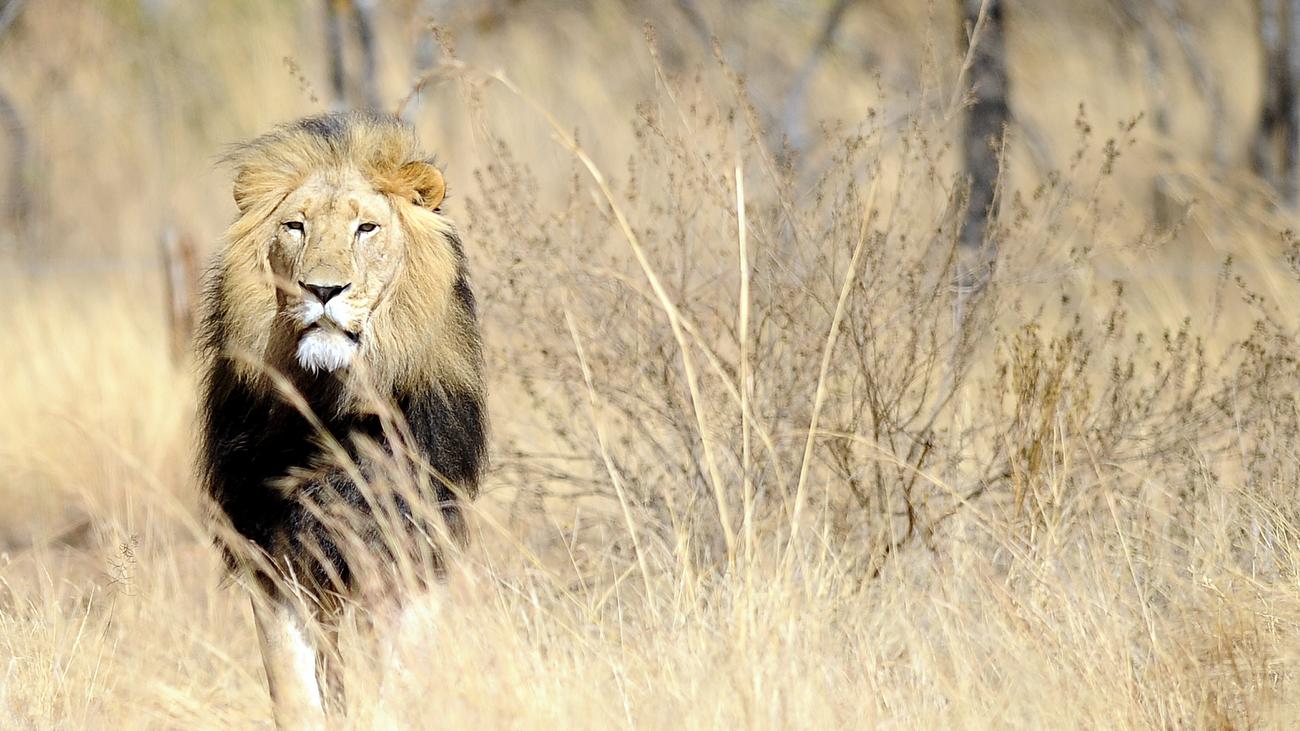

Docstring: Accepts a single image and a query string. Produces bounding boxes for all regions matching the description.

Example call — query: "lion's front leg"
[251,595,328,731]
[372,584,448,725]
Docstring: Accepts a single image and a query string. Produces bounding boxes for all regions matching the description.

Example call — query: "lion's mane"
[196,112,485,593]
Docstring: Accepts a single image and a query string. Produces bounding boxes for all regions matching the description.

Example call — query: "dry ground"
[4,1,1300,728]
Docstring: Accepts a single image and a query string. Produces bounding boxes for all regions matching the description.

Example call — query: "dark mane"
[197,111,485,596]
[198,265,484,593]
[198,350,485,593]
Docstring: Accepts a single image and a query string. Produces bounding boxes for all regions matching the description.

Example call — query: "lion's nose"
[300,281,351,304]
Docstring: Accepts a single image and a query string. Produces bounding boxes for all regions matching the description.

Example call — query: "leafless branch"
[781,0,857,152]
[0,89,28,232]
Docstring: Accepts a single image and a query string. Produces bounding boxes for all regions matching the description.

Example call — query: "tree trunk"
[0,89,28,234]
[1157,0,1226,170]
[353,0,380,110]
[323,0,381,112]
[1255,0,1300,206]
[959,0,1010,263]
[1255,0,1284,185]
[1285,0,1300,204]
[0,2,28,242]
[324,0,347,110]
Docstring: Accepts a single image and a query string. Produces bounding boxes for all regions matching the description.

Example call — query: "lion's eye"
[284,221,305,233]
[357,222,378,234]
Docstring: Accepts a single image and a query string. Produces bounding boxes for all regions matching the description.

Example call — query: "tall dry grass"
[3,0,1300,728]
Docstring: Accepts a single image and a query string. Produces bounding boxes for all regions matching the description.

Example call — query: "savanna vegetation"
[3,0,1300,728]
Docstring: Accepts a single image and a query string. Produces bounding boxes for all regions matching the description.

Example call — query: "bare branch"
[0,0,26,37]
[324,0,347,110]
[353,0,381,110]
[782,0,857,153]
[160,226,200,363]
[1254,0,1284,185]
[0,88,29,233]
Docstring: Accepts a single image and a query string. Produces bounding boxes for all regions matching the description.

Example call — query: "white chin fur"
[296,329,358,373]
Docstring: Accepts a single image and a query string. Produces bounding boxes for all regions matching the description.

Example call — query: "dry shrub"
[5,3,1300,728]
[464,38,1296,585]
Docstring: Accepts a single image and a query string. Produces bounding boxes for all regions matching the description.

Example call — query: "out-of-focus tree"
[1254,0,1300,206]
[412,0,447,75]
[673,0,711,44]
[0,0,28,237]
[1114,1,1175,225]
[782,0,857,154]
[0,88,27,233]
[1255,0,1285,188]
[160,227,200,363]
[957,0,1010,274]
[1113,0,1224,225]
[325,0,381,111]
[1157,0,1225,168]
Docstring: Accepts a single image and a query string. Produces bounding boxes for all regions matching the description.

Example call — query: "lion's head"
[202,112,480,399]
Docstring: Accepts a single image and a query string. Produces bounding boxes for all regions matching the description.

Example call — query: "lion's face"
[269,168,406,373]
[210,113,469,392]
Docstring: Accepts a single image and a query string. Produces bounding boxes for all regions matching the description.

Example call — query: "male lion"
[197,111,485,729]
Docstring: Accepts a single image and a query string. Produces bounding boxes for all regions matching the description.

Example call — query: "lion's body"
[196,112,485,729]
[198,341,484,592]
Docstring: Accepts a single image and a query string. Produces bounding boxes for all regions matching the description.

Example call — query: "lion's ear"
[397,161,446,210]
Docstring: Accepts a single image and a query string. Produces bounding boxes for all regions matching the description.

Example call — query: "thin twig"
[946,0,992,119]
[565,310,656,601]
[736,159,754,569]
[479,67,738,563]
[784,176,880,567]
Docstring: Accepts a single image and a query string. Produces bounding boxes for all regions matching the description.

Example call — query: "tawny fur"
[207,112,481,400]
[198,111,487,729]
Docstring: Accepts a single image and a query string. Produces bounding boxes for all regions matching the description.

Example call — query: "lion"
[196,111,486,729]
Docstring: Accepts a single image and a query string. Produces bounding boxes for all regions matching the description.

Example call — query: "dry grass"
[4,0,1300,728]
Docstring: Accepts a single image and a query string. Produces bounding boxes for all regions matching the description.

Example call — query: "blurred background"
[6,1,1300,728]
[0,0,1276,264]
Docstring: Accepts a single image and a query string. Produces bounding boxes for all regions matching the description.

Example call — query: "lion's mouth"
[304,322,361,345]
[295,325,361,373]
